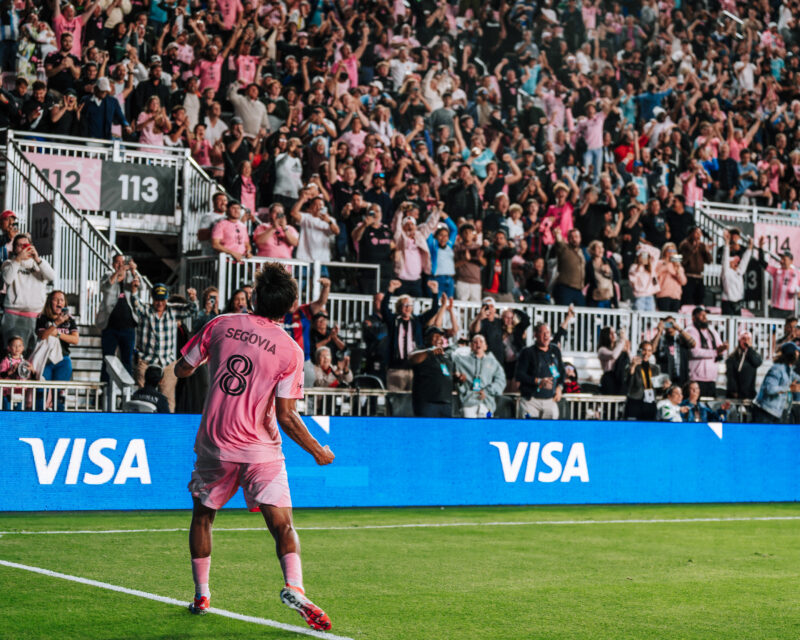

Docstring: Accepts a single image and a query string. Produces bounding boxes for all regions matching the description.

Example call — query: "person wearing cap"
[453,333,506,418]
[765,239,800,318]
[725,331,763,401]
[44,32,81,96]
[651,316,696,388]
[227,80,269,139]
[364,171,393,224]
[408,325,455,418]
[685,306,727,399]
[752,342,800,423]
[1,233,56,352]
[78,76,131,139]
[129,279,199,413]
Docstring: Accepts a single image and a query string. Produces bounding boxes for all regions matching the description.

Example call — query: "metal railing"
[697,200,799,227]
[0,380,104,411]
[325,296,783,363]
[183,256,381,308]
[1,140,152,323]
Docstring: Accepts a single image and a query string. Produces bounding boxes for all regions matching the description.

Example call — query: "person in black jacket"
[409,327,454,417]
[441,164,481,221]
[514,322,566,419]
[481,229,516,302]
[651,316,696,387]
[725,331,763,400]
[381,278,439,391]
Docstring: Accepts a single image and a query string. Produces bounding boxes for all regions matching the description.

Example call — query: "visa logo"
[489,442,589,483]
[19,438,151,485]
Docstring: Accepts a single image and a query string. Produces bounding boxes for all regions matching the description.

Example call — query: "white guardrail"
[301,390,761,422]
[184,255,380,307]
[0,380,104,411]
[325,295,785,363]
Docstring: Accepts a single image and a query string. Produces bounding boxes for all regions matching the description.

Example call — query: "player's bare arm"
[174,357,198,378]
[275,398,335,466]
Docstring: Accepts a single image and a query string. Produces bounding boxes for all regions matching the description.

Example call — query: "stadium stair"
[71,325,104,384]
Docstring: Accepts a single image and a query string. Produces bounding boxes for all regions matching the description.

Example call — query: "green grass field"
[2,503,800,640]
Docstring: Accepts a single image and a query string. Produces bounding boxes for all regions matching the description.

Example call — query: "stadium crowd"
[1,0,800,419]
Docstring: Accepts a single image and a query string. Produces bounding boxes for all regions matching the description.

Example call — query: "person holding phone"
[1,233,56,353]
[253,203,299,259]
[96,253,139,385]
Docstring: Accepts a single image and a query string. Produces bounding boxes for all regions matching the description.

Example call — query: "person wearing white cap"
[78,76,132,140]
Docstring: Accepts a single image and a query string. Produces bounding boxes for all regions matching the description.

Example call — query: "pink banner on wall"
[24,153,103,211]
[754,221,800,266]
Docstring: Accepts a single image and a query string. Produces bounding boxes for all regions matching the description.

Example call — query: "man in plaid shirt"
[131,280,198,412]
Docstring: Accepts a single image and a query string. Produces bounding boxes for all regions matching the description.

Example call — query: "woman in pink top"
[541,182,576,247]
[191,123,213,166]
[629,245,660,311]
[680,158,709,210]
[656,243,687,312]
[253,204,299,259]
[135,96,171,150]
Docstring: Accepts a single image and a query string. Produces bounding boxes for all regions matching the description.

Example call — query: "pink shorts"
[188,457,292,511]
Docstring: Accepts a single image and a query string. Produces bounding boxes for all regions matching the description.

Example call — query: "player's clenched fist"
[315,445,335,466]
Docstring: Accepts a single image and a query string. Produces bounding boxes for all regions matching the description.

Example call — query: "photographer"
[96,253,139,381]
[1,233,56,353]
[48,88,80,135]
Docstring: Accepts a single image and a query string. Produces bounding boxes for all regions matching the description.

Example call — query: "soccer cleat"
[188,595,210,615]
[280,585,332,631]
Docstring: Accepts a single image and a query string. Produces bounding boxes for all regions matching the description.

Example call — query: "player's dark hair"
[253,262,298,320]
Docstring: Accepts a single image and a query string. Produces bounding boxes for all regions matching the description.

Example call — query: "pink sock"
[192,557,211,597]
[280,553,304,592]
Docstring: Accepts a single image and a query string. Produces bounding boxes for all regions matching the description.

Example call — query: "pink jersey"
[218,0,243,30]
[182,313,305,463]
[767,264,800,311]
[54,14,83,57]
[194,57,224,93]
[211,218,248,254]
[234,54,259,86]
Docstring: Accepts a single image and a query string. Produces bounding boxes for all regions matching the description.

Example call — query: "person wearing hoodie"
[453,334,506,418]
[1,233,55,352]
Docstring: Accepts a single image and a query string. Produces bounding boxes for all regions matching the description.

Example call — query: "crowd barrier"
[326,294,785,363]
[0,380,104,412]
[3,413,799,511]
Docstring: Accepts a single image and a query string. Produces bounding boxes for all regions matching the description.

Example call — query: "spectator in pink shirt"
[211,201,252,262]
[766,245,800,318]
[135,96,170,149]
[680,158,710,211]
[573,100,615,182]
[541,181,576,247]
[253,204,299,259]
[685,306,728,398]
[52,0,99,57]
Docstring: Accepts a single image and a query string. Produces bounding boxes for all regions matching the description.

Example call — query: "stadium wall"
[2,414,799,511]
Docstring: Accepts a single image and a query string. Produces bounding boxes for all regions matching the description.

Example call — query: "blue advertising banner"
[1,413,799,511]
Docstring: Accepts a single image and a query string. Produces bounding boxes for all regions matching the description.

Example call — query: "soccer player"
[174,263,335,631]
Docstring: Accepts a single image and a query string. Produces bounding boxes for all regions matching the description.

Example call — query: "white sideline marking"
[0,559,353,640]
[1,515,800,536]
